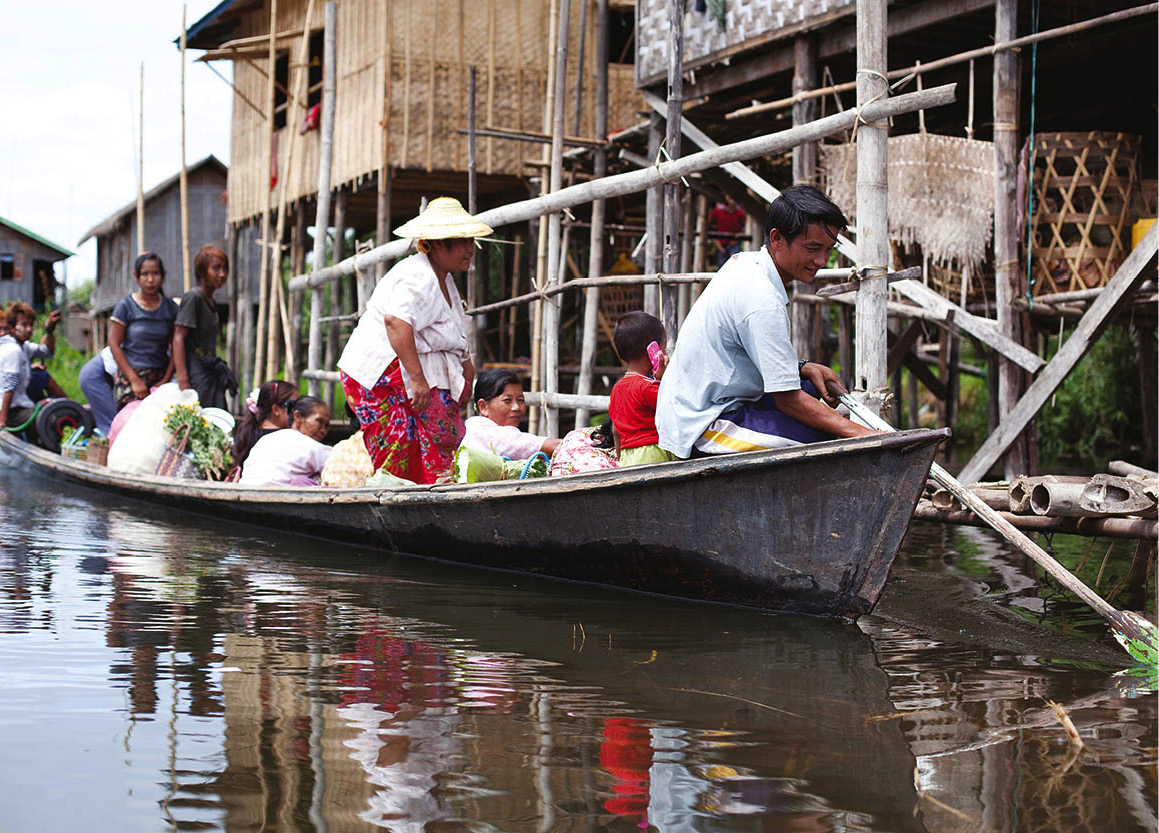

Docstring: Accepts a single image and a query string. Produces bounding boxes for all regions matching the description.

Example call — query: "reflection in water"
[0,470,1154,833]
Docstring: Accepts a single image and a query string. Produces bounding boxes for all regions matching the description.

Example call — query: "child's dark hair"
[133,251,166,280]
[590,419,615,450]
[475,368,522,402]
[292,395,327,420]
[231,379,297,467]
[764,185,847,245]
[193,245,228,283]
[613,311,665,363]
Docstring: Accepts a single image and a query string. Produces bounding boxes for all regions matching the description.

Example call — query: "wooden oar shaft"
[826,381,1151,647]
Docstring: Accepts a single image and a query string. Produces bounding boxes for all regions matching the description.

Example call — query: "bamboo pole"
[288,83,957,293]
[726,2,1159,121]
[179,5,192,291]
[660,0,684,340]
[853,0,889,393]
[137,62,145,255]
[644,112,663,317]
[791,35,818,359]
[266,0,317,383]
[326,188,347,405]
[528,0,559,431]
[994,0,1030,480]
[376,0,393,282]
[469,271,718,315]
[543,0,572,436]
[253,0,278,387]
[307,1,338,396]
[467,66,481,370]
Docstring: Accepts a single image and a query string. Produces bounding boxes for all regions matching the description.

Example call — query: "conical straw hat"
[393,197,493,240]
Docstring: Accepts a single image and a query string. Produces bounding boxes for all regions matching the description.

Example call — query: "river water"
[0,468,1154,833]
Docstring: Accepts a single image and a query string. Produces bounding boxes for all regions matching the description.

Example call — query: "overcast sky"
[0,1,231,287]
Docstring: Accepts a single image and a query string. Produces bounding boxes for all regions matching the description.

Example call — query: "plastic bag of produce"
[107,384,200,475]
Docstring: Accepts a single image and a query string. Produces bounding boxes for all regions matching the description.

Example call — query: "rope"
[653,141,689,187]
[4,401,42,433]
[1024,0,1042,310]
[849,68,891,142]
[852,265,889,281]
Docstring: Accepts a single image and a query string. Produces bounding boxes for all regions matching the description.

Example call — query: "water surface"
[0,470,1153,832]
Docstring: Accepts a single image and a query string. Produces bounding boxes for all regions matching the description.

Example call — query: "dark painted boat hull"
[0,427,947,616]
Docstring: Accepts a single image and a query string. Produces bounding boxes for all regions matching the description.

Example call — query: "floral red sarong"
[340,360,464,484]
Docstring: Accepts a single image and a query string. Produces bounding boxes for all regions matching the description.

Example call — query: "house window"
[0,254,13,281]
[273,30,325,130]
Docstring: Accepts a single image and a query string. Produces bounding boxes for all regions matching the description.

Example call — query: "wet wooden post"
[306,1,337,397]
[660,0,685,340]
[254,0,277,388]
[994,0,1031,479]
[644,112,663,317]
[854,0,889,393]
[791,34,818,360]
[574,0,609,429]
[543,0,571,436]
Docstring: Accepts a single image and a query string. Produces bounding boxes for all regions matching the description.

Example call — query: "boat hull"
[0,428,947,617]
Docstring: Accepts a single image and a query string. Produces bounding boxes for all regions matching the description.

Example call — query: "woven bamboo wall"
[227,0,640,224]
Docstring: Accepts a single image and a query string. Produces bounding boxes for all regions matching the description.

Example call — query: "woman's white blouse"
[337,251,470,398]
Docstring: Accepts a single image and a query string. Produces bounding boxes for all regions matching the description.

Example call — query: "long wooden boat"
[0,427,948,617]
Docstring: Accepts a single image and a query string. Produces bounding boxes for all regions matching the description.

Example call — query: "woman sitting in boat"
[173,245,237,410]
[109,251,178,409]
[460,369,559,459]
[0,303,58,431]
[239,396,332,487]
[337,197,489,484]
[231,379,298,470]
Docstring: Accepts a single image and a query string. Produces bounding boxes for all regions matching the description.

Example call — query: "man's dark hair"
[765,185,848,244]
[474,368,522,403]
[613,311,666,363]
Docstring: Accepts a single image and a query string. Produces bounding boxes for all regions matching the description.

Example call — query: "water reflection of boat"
[0,428,947,617]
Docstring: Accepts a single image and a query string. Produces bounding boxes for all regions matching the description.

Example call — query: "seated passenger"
[78,347,119,435]
[230,379,298,470]
[608,312,676,467]
[240,396,332,487]
[460,369,559,458]
[0,303,58,432]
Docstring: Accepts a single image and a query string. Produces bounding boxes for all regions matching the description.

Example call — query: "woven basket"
[155,423,204,480]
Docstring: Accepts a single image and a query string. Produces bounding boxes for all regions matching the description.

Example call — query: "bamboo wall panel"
[226,0,640,224]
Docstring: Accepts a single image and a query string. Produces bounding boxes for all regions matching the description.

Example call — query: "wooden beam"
[891,279,1044,372]
[886,319,924,376]
[640,90,858,262]
[959,223,1159,483]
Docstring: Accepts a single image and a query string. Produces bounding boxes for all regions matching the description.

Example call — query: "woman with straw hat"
[337,197,491,483]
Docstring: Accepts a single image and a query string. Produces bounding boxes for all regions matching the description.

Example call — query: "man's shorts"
[693,381,833,455]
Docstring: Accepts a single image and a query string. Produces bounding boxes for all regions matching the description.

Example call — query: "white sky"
[0,1,232,288]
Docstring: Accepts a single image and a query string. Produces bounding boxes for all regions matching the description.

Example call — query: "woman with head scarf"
[337,197,490,484]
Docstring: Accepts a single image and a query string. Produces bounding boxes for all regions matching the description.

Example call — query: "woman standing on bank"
[337,198,489,484]
[173,244,237,410]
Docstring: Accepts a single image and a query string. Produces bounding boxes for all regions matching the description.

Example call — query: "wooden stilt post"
[179,5,192,291]
[644,112,663,317]
[791,34,818,360]
[289,205,307,378]
[371,169,391,308]
[574,0,609,429]
[678,188,693,325]
[854,0,889,393]
[994,0,1031,479]
[660,0,684,340]
[226,222,239,394]
[239,222,255,398]
[543,0,572,436]
[306,1,338,396]
[326,188,347,404]
[253,0,277,387]
[467,65,481,371]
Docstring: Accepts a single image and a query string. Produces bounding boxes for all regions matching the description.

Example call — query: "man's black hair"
[474,368,522,402]
[764,185,848,245]
[613,311,666,363]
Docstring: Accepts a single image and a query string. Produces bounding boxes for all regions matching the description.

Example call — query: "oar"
[826,380,1158,662]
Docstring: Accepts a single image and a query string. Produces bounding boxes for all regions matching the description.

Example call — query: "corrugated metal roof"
[76,155,228,246]
[0,217,75,259]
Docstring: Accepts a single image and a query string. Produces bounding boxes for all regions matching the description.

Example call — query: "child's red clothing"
[608,372,660,450]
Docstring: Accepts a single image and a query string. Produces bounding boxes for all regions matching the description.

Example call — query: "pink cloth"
[108,399,141,446]
[550,426,618,476]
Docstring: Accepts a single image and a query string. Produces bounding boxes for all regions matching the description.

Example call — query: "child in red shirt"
[608,312,677,467]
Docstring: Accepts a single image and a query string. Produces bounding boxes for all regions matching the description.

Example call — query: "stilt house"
[0,218,73,310]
